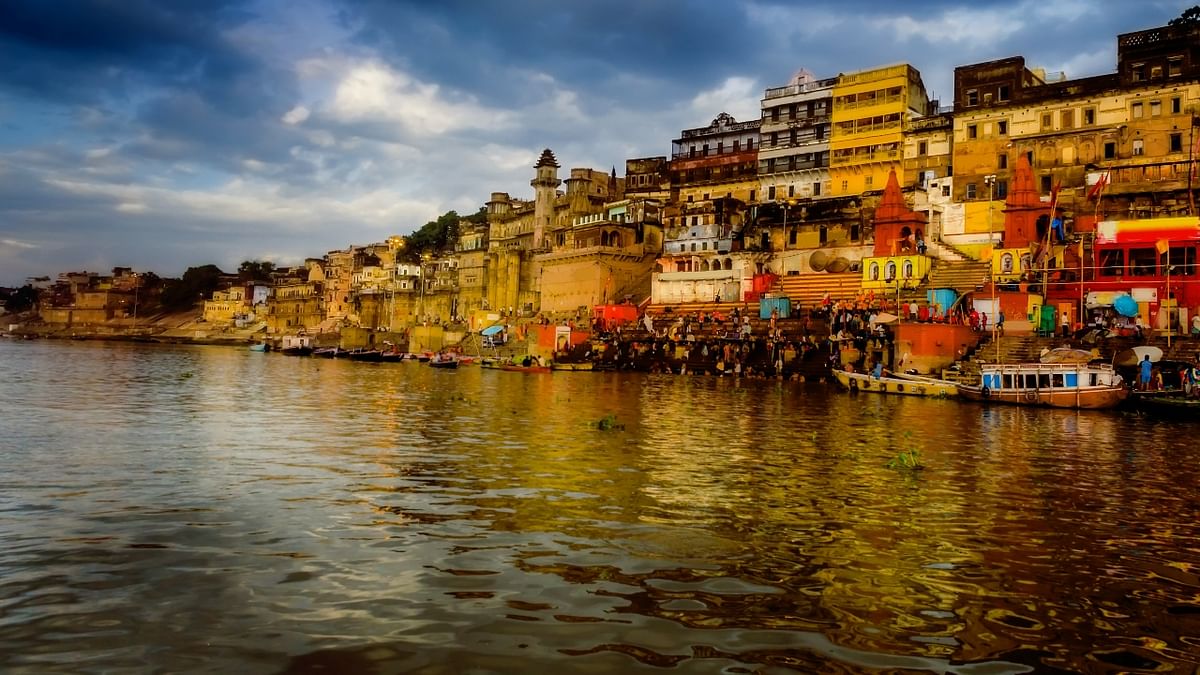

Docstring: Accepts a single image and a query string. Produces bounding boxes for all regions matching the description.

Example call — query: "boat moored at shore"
[959,362,1127,409]
[834,368,958,397]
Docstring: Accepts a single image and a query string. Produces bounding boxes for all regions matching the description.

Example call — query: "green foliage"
[886,431,924,471]
[237,260,275,282]
[160,264,224,310]
[3,285,39,313]
[595,414,624,431]
[402,206,484,261]
[1170,5,1200,26]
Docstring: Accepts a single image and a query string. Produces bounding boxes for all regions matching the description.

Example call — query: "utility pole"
[985,174,999,362]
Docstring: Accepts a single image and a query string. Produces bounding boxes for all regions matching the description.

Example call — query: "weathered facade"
[759,70,836,202]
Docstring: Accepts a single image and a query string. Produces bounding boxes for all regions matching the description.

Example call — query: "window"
[1169,57,1183,77]
[841,180,848,191]
[918,141,928,156]
[1151,66,1164,79]
[865,176,873,187]
[1133,139,1144,156]
[966,89,979,106]
[790,229,798,245]
[998,85,1010,102]
[767,186,776,200]
[788,185,795,197]
[733,139,740,151]
[749,189,755,202]
[1132,102,1143,119]
[717,141,724,153]
[819,225,828,245]
[1104,142,1116,159]
[1041,113,1053,130]
[1132,63,1146,82]
[1151,100,1161,116]
[812,182,821,196]
[1172,133,1183,152]
[850,224,859,240]
[1100,249,1124,276]
[884,261,896,280]
[1061,109,1074,128]
[998,154,1008,169]
[772,107,780,121]
[967,124,978,139]
[1084,108,1095,125]
[1001,253,1014,273]
[966,183,977,199]
[942,184,950,197]
[1173,97,1182,114]
[1129,247,1157,276]
[869,262,880,281]
[996,179,1008,199]
[1162,246,1197,276]
[1041,175,1052,193]
[998,120,1008,135]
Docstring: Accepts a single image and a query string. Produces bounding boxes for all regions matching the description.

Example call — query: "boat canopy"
[481,324,504,336]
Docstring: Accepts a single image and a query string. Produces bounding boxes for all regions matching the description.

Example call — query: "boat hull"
[959,385,1127,409]
[550,361,594,371]
[834,369,957,397]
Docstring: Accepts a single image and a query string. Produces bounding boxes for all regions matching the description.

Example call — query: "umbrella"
[481,324,504,336]
[873,312,900,324]
[1113,294,1138,318]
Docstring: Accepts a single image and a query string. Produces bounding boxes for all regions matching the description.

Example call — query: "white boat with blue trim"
[959,362,1127,409]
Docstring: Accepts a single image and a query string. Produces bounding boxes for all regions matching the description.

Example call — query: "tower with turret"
[531,149,561,250]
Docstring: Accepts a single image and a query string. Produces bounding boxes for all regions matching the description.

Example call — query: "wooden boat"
[312,347,340,358]
[428,353,459,369]
[834,368,957,397]
[249,342,269,352]
[280,335,314,356]
[959,362,1128,409]
[1128,391,1200,419]
[347,349,383,362]
[501,360,551,373]
[551,361,595,371]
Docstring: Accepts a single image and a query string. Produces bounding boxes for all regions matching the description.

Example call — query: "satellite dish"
[826,257,850,273]
[809,251,828,272]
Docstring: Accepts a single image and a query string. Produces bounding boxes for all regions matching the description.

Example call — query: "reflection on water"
[1,340,1198,673]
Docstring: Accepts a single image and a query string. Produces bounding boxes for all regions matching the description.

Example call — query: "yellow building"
[202,286,246,325]
[830,64,932,197]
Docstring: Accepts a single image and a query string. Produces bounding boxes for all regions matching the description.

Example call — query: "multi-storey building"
[624,156,672,202]
[265,262,324,333]
[953,22,1200,233]
[759,70,836,202]
[485,149,621,316]
[455,217,490,318]
[830,64,933,197]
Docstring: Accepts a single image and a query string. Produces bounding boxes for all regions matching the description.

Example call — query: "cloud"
[282,105,310,125]
[315,58,516,136]
[690,77,760,124]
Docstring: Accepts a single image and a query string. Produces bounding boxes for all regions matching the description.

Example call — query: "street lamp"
[984,174,999,360]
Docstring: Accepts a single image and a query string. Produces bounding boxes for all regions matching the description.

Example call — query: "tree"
[1170,5,1200,26]
[3,285,38,313]
[160,264,224,310]
[402,210,466,261]
[238,260,276,282]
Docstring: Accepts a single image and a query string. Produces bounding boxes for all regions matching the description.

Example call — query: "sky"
[0,0,1193,286]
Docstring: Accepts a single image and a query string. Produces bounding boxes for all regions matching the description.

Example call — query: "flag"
[1156,239,1170,255]
[1086,172,1109,201]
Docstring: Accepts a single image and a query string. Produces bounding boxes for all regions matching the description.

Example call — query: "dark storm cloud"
[0,0,254,104]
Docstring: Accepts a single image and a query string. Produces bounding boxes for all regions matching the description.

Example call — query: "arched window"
[724,258,733,271]
[902,260,914,278]
[885,261,897,280]
[700,260,710,271]
[869,262,880,280]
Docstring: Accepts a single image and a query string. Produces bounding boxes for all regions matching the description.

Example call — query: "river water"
[1,340,1197,674]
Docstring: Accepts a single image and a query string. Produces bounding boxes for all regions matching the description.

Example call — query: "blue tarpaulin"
[481,325,504,336]
[1114,294,1138,318]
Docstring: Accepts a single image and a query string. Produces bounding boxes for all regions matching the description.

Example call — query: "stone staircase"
[776,272,862,310]
[926,258,991,295]
[925,240,973,263]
